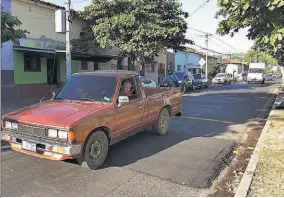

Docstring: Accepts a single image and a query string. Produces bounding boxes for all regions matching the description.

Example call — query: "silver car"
[139,76,157,88]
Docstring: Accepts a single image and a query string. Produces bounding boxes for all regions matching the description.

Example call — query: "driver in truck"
[120,80,134,98]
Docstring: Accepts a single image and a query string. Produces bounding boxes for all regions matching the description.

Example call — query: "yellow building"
[2,0,117,100]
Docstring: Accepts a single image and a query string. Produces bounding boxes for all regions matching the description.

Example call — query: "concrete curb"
[234,85,282,197]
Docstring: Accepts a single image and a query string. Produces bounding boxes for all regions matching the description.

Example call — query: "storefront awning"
[14,46,56,54]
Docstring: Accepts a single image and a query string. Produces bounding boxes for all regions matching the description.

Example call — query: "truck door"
[115,76,145,138]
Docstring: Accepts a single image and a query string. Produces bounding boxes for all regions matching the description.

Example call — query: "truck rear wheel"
[81,131,109,170]
[153,108,170,136]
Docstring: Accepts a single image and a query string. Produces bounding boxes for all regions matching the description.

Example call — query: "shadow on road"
[1,83,277,189]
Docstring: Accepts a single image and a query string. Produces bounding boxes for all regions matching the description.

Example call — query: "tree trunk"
[140,60,146,76]
[280,66,284,85]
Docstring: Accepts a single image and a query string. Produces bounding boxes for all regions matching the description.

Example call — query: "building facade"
[144,51,175,84]
[175,50,219,74]
[175,51,202,74]
[1,0,117,101]
[1,0,174,100]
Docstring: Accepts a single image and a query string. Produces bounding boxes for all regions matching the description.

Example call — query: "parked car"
[139,76,157,88]
[212,73,232,85]
[174,71,195,93]
[1,71,182,170]
[273,73,282,79]
[265,73,274,81]
[193,73,208,88]
[236,72,248,82]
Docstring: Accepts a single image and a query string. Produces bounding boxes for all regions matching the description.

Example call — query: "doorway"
[47,58,58,85]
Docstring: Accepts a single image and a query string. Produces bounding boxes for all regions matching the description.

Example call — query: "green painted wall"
[59,58,79,82]
[14,51,80,84]
[14,50,47,84]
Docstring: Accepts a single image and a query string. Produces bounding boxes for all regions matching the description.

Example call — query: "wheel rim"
[160,112,169,132]
[89,140,102,159]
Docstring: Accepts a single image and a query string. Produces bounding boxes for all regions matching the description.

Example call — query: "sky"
[45,0,254,56]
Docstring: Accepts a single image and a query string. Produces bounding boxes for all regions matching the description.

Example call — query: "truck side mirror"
[118,96,129,107]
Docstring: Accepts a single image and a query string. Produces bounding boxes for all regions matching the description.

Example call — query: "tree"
[244,50,278,65]
[78,0,191,74]
[1,8,28,45]
[215,0,284,65]
[207,63,220,80]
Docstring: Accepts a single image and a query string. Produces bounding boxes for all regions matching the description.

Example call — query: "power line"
[212,35,238,51]
[193,43,229,55]
[188,26,240,53]
[73,0,88,3]
[188,0,211,17]
[208,37,234,54]
[188,27,210,35]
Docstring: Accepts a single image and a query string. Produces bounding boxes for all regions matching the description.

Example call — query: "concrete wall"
[13,51,79,84]
[11,0,87,42]
[166,52,175,72]
[175,51,200,72]
[13,51,47,84]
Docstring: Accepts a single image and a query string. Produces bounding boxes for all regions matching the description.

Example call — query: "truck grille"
[17,124,47,138]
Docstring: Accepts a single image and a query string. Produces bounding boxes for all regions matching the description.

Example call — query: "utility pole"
[66,0,71,79]
[205,34,209,78]
[242,55,244,73]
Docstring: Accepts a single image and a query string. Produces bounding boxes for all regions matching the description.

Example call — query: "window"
[81,61,88,70]
[177,65,181,71]
[55,75,116,103]
[158,63,165,75]
[24,55,41,72]
[148,63,155,73]
[119,77,142,101]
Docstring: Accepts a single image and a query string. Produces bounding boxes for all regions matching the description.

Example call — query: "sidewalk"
[248,89,284,196]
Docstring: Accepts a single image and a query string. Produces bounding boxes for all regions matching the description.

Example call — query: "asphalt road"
[1,82,277,196]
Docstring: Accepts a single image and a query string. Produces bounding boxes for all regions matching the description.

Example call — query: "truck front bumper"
[1,130,81,160]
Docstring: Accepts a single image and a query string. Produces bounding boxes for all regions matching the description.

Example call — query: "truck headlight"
[47,129,70,141]
[58,130,68,140]
[11,123,18,130]
[47,129,57,138]
[5,121,12,129]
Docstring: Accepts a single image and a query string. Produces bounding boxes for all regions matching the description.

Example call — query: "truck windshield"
[249,69,264,73]
[55,75,117,103]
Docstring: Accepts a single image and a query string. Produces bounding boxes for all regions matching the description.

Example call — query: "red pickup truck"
[1,71,182,169]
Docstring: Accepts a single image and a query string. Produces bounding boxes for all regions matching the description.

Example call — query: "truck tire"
[153,108,170,136]
[262,79,265,84]
[81,131,109,170]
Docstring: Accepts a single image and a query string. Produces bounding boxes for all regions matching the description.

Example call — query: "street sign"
[199,58,206,68]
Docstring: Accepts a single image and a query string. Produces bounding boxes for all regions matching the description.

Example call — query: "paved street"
[1,82,277,196]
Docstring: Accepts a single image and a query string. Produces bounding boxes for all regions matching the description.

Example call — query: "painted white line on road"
[180,116,234,124]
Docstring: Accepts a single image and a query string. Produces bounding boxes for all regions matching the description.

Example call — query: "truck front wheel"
[153,108,170,136]
[81,131,109,170]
